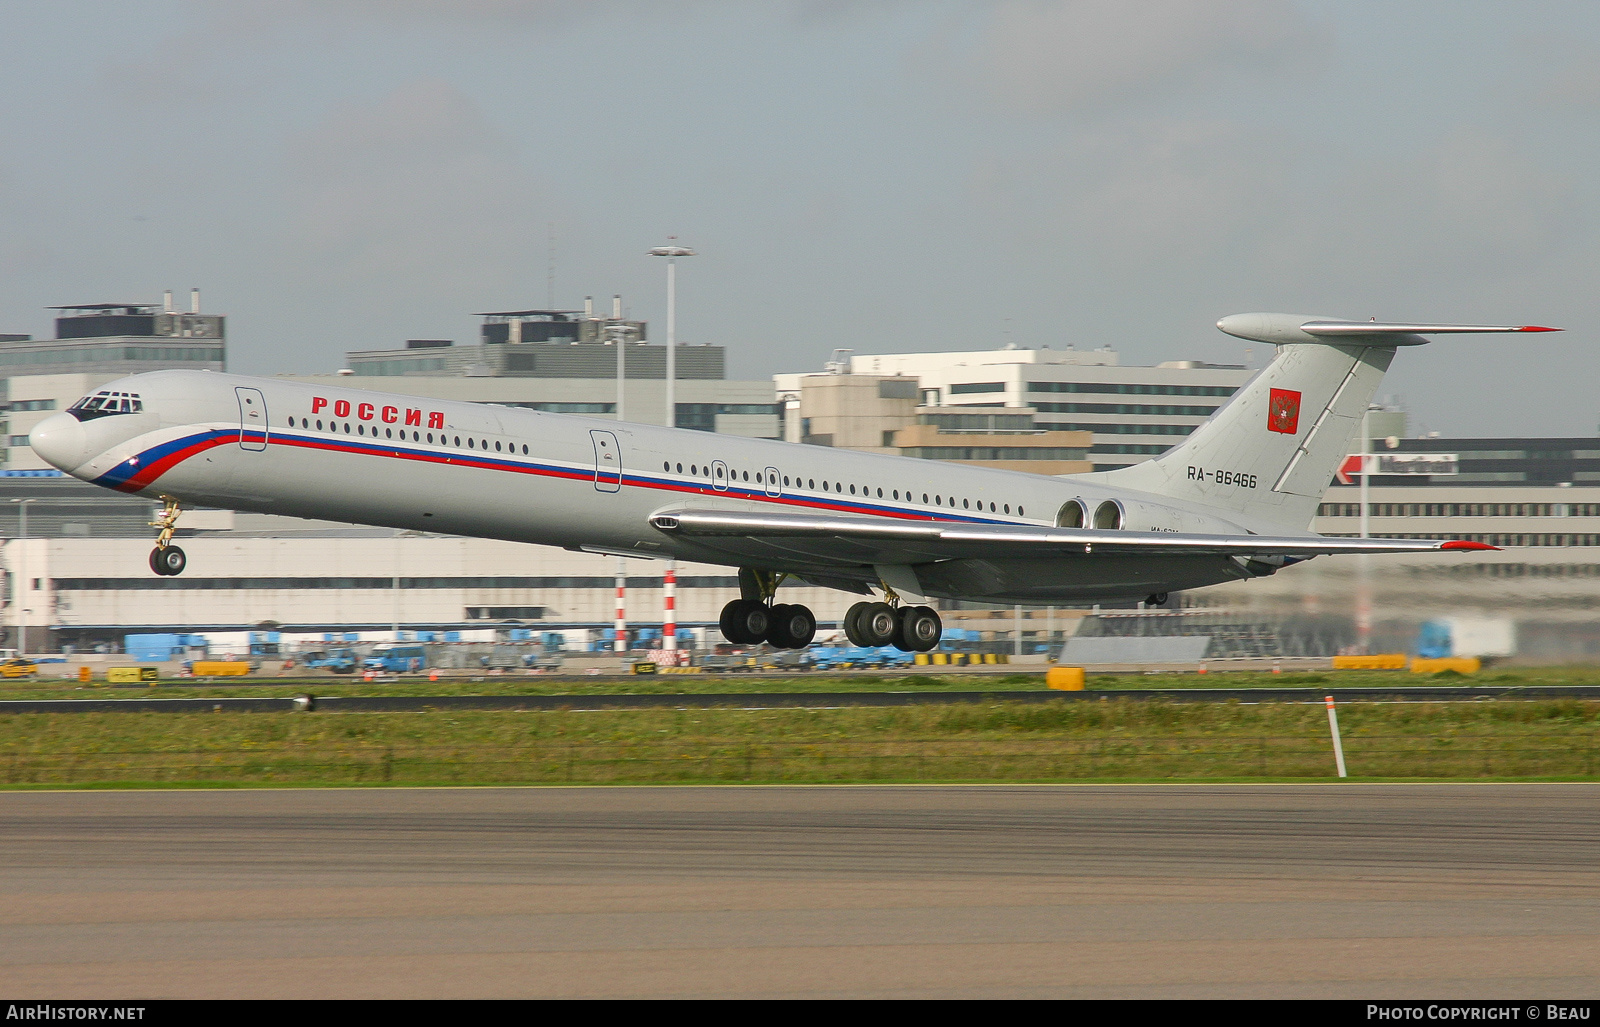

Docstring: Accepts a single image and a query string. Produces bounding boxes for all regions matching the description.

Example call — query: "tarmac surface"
[2,784,1598,999]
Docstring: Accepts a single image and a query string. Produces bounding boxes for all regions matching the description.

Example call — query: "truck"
[124,633,208,662]
[363,646,429,673]
[303,647,360,674]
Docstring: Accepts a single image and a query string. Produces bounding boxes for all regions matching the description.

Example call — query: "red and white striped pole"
[663,563,677,655]
[614,557,627,653]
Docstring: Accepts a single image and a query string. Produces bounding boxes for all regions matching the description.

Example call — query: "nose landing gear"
[148,495,187,576]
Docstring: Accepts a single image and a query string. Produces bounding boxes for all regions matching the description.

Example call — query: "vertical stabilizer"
[1091,314,1557,531]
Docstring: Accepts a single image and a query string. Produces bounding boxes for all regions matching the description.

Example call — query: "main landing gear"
[719,569,818,650]
[148,495,187,576]
[843,600,941,653]
[718,567,944,653]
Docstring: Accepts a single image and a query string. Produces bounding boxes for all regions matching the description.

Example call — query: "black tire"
[900,605,942,652]
[719,600,745,643]
[764,604,792,648]
[767,604,816,650]
[843,601,873,647]
[890,609,914,652]
[858,602,898,647]
[721,599,770,645]
[152,545,186,576]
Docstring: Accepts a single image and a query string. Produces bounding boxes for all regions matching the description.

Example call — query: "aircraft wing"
[647,508,1496,565]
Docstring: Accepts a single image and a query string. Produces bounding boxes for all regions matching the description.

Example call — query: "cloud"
[968,117,1292,269]
[276,79,550,319]
[963,0,1325,113]
[1265,128,1580,302]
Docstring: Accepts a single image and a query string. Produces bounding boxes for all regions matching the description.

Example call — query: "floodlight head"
[649,246,696,257]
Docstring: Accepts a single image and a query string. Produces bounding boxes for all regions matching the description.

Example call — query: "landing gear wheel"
[895,605,942,653]
[858,602,898,648]
[719,599,771,645]
[1146,592,1169,607]
[766,604,816,649]
[843,601,873,647]
[150,545,186,576]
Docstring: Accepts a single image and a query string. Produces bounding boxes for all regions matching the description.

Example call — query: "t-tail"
[1095,314,1559,532]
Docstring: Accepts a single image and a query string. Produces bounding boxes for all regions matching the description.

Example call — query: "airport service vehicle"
[364,646,428,673]
[303,648,359,674]
[28,314,1552,653]
[0,658,38,678]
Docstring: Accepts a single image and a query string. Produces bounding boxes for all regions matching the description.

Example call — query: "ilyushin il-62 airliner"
[28,313,1555,652]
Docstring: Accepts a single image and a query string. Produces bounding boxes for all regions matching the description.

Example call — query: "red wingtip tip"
[1515,325,1561,332]
[1441,540,1499,551]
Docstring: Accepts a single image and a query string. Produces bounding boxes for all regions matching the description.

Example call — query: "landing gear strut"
[718,569,817,650]
[148,495,187,576]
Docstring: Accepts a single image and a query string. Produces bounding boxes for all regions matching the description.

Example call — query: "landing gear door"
[590,430,622,492]
[235,387,268,451]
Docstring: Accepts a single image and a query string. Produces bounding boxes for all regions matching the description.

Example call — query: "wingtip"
[1515,325,1562,332]
[1440,539,1499,551]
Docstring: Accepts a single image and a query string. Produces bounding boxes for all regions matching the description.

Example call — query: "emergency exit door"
[590,430,622,492]
[236,387,268,451]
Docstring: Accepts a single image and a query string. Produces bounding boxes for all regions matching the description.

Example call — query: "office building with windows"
[779,346,1254,470]
[345,304,724,381]
[0,295,224,379]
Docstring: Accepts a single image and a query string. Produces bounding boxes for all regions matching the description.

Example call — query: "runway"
[2,784,1598,998]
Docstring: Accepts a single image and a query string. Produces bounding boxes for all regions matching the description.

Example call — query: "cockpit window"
[68,391,144,421]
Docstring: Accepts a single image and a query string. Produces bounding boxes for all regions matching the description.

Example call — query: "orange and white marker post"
[663,563,677,656]
[1325,695,1348,778]
[614,557,628,653]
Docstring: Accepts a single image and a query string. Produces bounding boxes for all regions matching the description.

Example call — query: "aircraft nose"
[29,412,88,472]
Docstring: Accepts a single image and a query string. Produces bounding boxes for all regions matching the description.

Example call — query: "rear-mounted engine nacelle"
[1063,496,1249,536]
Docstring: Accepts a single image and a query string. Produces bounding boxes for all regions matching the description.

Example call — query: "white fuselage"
[29,370,1283,604]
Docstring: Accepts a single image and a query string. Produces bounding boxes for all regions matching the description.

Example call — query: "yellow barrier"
[1411,656,1481,675]
[106,667,159,683]
[191,661,251,677]
[1331,654,1409,670]
[1047,666,1085,691]
[912,652,1009,666]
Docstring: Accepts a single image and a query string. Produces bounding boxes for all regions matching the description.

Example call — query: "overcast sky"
[2,0,1598,436]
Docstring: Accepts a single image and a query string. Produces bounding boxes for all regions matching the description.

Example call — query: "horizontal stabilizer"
[1217,313,1561,347]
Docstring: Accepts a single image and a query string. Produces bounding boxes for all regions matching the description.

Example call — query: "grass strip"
[3,665,1598,701]
[2,698,1598,787]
